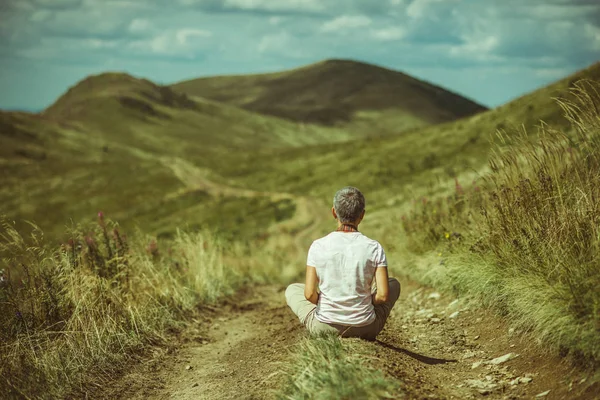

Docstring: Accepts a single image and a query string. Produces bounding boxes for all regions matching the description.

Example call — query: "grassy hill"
[43,72,359,153]
[1,72,358,240]
[219,62,600,210]
[2,62,598,242]
[171,59,487,135]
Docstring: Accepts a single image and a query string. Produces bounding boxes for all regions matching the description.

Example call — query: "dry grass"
[401,80,600,365]
[0,214,288,399]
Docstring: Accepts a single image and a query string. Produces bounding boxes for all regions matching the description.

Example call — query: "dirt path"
[109,285,302,400]
[160,156,327,249]
[109,279,597,400]
[368,280,597,399]
[107,158,598,399]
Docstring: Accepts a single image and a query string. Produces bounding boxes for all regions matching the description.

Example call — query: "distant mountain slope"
[0,72,357,239]
[216,62,600,208]
[170,59,487,134]
[42,72,357,152]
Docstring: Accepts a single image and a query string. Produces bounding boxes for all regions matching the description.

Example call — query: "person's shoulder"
[358,233,383,247]
[311,232,336,246]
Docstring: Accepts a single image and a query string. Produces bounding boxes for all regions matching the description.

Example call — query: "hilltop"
[217,62,600,208]
[43,72,358,152]
[171,59,487,134]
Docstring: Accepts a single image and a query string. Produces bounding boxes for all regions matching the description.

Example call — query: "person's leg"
[285,283,316,325]
[350,277,401,340]
[375,277,401,322]
[285,284,339,335]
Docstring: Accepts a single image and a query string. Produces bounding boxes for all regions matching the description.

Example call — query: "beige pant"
[285,278,401,341]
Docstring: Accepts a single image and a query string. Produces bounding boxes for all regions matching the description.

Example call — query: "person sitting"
[285,186,400,340]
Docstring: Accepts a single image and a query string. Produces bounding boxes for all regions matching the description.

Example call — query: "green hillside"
[1,73,355,240]
[171,59,487,135]
[2,62,598,243]
[43,72,358,154]
[218,62,600,209]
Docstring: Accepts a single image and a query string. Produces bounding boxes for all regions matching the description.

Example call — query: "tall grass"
[401,80,600,365]
[0,214,285,399]
[277,334,400,400]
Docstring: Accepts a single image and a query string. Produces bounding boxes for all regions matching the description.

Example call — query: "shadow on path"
[376,340,458,365]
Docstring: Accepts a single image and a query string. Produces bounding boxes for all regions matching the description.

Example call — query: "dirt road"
[106,158,598,399]
[108,278,597,400]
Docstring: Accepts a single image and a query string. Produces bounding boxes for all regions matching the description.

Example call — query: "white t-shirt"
[307,231,388,327]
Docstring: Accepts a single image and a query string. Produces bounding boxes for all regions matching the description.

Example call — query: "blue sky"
[1,0,599,111]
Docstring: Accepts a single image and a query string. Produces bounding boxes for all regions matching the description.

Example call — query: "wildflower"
[444,232,450,239]
[98,211,105,227]
[85,236,95,247]
[438,252,443,257]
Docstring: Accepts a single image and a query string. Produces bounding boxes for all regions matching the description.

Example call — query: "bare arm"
[372,267,389,305]
[304,266,319,305]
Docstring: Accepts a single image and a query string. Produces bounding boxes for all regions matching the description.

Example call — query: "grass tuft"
[277,334,400,400]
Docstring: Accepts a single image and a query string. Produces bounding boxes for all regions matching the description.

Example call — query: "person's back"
[285,186,400,340]
[309,231,386,326]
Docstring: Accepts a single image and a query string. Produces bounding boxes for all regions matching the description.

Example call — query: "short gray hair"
[333,186,365,224]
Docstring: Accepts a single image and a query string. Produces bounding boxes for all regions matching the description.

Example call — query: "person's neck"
[336,222,359,232]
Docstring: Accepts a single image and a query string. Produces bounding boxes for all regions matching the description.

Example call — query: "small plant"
[278,335,400,400]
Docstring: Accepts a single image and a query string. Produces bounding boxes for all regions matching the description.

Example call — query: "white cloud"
[31,0,82,10]
[179,0,324,13]
[28,5,131,38]
[584,23,600,50]
[269,16,284,25]
[175,28,212,45]
[128,19,153,34]
[321,15,372,33]
[449,34,500,60]
[224,0,322,12]
[129,28,213,58]
[15,36,117,59]
[371,27,406,41]
[29,10,53,22]
[406,0,451,19]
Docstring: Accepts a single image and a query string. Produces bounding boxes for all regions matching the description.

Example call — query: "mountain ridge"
[170,58,488,133]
